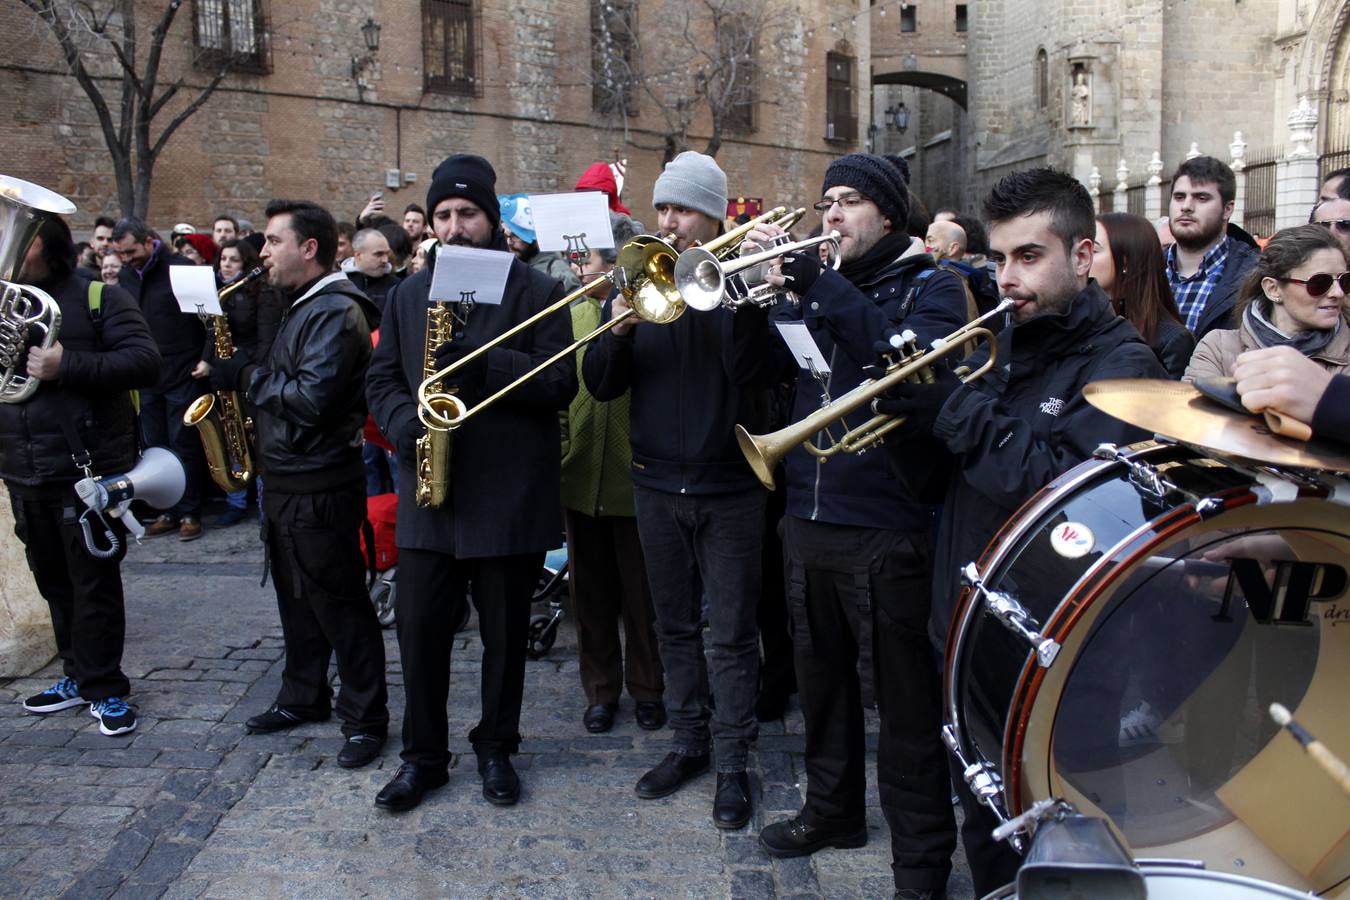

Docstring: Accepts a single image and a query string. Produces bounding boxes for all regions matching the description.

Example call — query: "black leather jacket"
[0,273,160,488]
[244,273,379,492]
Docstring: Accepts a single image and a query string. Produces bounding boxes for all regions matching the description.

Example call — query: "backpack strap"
[898,268,936,319]
[86,280,105,345]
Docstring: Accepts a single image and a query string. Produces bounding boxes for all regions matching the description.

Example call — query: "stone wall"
[0,0,867,235]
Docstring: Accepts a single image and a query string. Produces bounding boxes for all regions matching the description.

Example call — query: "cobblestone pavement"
[0,509,974,899]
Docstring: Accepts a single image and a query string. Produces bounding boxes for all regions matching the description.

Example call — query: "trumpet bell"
[735,424,781,490]
[673,247,725,313]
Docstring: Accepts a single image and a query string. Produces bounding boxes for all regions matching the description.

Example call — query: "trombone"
[676,228,843,312]
[417,205,793,432]
[736,299,1015,490]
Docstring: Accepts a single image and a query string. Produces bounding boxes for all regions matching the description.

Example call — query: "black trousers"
[783,516,956,894]
[758,485,795,701]
[9,487,130,700]
[563,508,663,706]
[263,481,388,736]
[395,548,542,769]
[139,375,207,519]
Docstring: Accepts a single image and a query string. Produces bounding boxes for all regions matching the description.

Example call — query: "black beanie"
[821,153,910,230]
[882,154,912,185]
[426,154,500,229]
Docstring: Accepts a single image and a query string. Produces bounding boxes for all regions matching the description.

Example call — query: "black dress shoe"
[479,754,520,806]
[634,701,667,731]
[375,763,449,813]
[635,751,710,799]
[245,704,328,734]
[336,733,385,768]
[583,702,617,733]
[759,814,868,858]
[713,771,752,829]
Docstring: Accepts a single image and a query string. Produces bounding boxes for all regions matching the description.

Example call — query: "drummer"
[874,168,1165,894]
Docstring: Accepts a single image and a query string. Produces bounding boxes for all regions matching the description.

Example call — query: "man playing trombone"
[735,153,969,899]
[366,154,576,812]
[583,151,768,830]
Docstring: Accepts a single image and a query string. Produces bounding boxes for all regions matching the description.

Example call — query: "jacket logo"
[1039,397,1065,417]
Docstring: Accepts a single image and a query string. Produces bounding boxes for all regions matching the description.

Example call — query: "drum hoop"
[942,452,1124,774]
[1000,490,1258,810]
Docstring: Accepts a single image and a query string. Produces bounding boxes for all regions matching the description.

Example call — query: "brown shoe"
[144,514,178,537]
[178,516,203,542]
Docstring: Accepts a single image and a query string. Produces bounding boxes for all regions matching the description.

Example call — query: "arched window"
[1036,48,1048,109]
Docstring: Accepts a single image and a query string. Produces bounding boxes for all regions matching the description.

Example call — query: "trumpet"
[676,228,842,312]
[736,299,1015,490]
[416,206,792,433]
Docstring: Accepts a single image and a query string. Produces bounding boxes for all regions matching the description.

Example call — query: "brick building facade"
[0,0,874,234]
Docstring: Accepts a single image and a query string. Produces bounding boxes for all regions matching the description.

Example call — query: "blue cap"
[498,193,536,244]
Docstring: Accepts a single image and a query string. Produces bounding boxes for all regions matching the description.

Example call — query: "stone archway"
[872,70,968,110]
[1296,0,1350,148]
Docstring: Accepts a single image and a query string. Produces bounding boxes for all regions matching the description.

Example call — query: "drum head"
[985,864,1317,899]
[1038,508,1350,893]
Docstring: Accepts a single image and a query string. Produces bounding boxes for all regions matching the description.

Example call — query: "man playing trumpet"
[367,154,575,812]
[737,154,969,899]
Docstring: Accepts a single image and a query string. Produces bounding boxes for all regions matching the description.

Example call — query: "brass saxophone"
[415,302,456,508]
[183,267,266,493]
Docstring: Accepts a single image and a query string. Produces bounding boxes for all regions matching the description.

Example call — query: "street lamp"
[352,17,382,100]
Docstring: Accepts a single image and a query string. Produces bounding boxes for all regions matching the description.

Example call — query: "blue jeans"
[633,485,764,772]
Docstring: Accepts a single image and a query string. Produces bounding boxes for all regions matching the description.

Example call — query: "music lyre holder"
[562,233,590,267]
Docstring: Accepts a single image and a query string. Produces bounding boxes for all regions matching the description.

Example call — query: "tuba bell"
[0,175,77,404]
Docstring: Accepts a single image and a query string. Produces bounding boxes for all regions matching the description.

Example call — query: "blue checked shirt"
[1167,236,1232,333]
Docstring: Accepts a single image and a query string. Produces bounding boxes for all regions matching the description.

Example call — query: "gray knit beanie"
[822,153,910,229]
[652,152,728,221]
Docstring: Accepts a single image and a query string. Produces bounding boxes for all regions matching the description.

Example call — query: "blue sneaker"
[23,677,84,713]
[89,697,138,736]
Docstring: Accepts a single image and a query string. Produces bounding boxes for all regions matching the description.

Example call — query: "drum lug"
[942,724,1027,852]
[962,563,1061,668]
[1095,442,1182,504]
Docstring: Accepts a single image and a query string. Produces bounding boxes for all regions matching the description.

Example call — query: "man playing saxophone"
[366,154,576,812]
[208,200,390,770]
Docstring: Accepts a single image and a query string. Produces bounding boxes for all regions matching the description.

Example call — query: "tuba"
[183,267,266,493]
[0,175,77,404]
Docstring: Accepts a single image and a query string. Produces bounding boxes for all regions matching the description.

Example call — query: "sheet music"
[528,191,616,253]
[774,321,830,375]
[169,266,222,315]
[429,245,514,306]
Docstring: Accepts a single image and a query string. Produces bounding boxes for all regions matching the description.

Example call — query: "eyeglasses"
[1280,272,1350,297]
[1314,218,1350,234]
[812,193,869,213]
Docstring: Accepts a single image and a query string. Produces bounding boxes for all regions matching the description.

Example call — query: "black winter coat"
[0,273,160,488]
[752,249,969,531]
[116,244,203,388]
[345,270,400,316]
[244,274,380,493]
[927,285,1166,649]
[203,277,284,367]
[1313,374,1350,444]
[1152,317,1195,380]
[583,295,767,496]
[1191,240,1259,340]
[366,253,575,558]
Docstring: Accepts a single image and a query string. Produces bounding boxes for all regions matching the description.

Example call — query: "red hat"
[179,232,219,266]
[575,162,631,215]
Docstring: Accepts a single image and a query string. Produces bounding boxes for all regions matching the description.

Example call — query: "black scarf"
[838,231,912,286]
[1243,300,1339,358]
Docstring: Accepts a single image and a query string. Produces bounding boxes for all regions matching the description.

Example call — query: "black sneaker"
[89,697,137,736]
[759,814,868,858]
[336,733,385,768]
[23,677,84,713]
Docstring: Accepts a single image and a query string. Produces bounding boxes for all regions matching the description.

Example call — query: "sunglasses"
[1315,219,1350,234]
[1281,271,1350,297]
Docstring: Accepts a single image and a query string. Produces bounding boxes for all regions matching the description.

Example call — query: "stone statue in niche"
[1070,68,1092,127]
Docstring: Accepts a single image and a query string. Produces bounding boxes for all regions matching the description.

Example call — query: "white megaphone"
[73,447,186,557]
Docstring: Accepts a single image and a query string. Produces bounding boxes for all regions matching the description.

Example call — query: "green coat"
[560,295,636,517]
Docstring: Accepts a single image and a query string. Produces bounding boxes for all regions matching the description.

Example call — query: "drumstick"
[1269,703,1350,797]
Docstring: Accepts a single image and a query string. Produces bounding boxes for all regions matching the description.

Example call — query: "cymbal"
[1084,379,1350,472]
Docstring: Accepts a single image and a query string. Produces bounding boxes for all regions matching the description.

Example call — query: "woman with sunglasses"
[1091,212,1194,378]
[1185,224,1350,388]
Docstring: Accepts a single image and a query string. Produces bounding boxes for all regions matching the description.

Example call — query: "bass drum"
[944,441,1350,895]
[985,863,1316,899]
